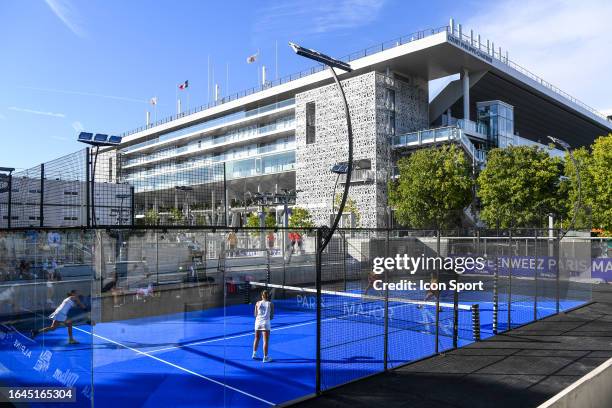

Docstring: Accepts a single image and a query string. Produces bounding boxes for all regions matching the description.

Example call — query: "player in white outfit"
[32,290,86,344]
[252,290,274,362]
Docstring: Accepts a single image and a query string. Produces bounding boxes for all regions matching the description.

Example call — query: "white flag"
[246,53,258,64]
[150,97,158,106]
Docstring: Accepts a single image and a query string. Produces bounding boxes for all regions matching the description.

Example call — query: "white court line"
[1,323,36,344]
[148,285,473,354]
[147,319,317,354]
[72,326,276,406]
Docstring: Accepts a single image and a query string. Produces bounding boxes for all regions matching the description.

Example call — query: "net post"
[383,229,390,370]
[555,228,560,314]
[39,163,45,227]
[315,228,322,395]
[534,229,538,321]
[471,303,481,341]
[434,229,441,354]
[507,229,513,330]
[492,247,499,334]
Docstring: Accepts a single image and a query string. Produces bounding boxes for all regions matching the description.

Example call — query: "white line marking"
[72,326,276,406]
[147,319,316,354]
[0,323,36,344]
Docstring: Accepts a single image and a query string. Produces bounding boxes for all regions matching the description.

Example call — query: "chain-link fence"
[0,148,227,228]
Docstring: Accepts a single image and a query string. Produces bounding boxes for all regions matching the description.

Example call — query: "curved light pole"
[289,42,353,251]
[548,136,581,238]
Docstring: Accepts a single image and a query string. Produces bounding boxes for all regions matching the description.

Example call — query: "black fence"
[0,148,227,229]
[0,226,599,407]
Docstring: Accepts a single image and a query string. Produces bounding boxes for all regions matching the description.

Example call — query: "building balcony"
[338,169,375,184]
[392,125,486,164]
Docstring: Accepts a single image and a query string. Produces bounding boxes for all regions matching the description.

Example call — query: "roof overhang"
[122,30,611,147]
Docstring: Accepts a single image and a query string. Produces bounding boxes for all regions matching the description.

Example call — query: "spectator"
[227,231,238,257]
[267,232,275,251]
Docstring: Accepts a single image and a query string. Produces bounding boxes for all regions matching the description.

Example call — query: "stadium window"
[306,102,316,144]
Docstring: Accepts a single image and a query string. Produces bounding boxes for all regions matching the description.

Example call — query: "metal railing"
[448,24,609,122]
[392,125,486,163]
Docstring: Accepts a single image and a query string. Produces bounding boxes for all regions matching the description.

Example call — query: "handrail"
[447,26,609,122]
[119,22,609,141]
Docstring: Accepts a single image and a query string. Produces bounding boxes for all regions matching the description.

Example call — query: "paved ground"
[292,285,612,408]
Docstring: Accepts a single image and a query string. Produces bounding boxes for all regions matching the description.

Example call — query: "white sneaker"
[263,356,272,363]
[252,352,258,360]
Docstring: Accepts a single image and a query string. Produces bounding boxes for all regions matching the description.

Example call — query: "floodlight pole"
[322,67,353,250]
[91,146,100,226]
[548,136,581,238]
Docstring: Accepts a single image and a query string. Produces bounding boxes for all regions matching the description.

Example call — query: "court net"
[249,281,481,342]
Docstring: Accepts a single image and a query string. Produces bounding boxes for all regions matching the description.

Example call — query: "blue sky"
[0,0,610,170]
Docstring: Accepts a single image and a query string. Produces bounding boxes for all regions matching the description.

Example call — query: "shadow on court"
[291,284,612,408]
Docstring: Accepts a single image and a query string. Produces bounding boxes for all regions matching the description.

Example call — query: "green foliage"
[590,135,612,234]
[389,144,473,229]
[562,135,612,234]
[289,207,314,229]
[559,147,591,230]
[246,211,276,228]
[168,208,183,224]
[477,145,562,228]
[333,194,361,227]
[142,209,159,226]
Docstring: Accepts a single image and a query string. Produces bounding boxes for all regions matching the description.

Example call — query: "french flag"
[178,80,189,90]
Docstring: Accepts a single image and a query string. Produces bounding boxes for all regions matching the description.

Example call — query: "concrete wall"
[538,356,612,408]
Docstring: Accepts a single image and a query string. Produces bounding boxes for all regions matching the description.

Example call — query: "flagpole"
[226,62,229,99]
[175,86,178,115]
[207,55,210,104]
[275,40,278,81]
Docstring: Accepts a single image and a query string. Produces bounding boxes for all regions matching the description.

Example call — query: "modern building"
[112,19,612,229]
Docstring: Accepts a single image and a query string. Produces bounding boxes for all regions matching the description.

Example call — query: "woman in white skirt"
[32,290,86,344]
[252,290,274,362]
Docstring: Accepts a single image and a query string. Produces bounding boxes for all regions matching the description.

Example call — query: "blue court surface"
[0,289,585,408]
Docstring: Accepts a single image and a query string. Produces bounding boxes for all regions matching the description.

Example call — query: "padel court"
[0,282,585,408]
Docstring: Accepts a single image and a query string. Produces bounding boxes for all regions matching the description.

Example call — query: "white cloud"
[464,0,612,114]
[8,106,65,118]
[18,86,149,104]
[71,121,84,132]
[254,0,386,37]
[44,0,87,38]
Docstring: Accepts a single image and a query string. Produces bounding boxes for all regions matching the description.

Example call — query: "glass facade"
[477,100,515,148]
[123,98,295,153]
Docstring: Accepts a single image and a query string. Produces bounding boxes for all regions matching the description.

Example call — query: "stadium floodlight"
[78,132,94,143]
[290,42,354,253]
[77,132,122,147]
[0,167,16,173]
[331,162,349,174]
[547,136,571,150]
[76,131,123,226]
[288,42,353,72]
[547,135,580,238]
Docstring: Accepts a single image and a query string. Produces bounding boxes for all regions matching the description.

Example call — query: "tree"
[168,208,183,225]
[559,147,592,230]
[477,145,562,228]
[333,194,361,227]
[590,135,612,234]
[289,207,314,229]
[246,211,276,228]
[142,209,159,226]
[389,144,473,229]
